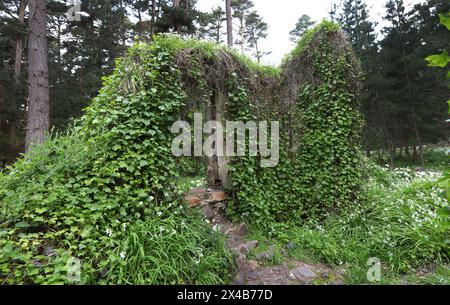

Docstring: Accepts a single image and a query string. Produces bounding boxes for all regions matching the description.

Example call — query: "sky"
[196,0,424,65]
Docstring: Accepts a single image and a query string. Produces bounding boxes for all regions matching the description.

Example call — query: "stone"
[237,223,249,237]
[238,240,258,254]
[43,246,55,257]
[247,260,259,270]
[185,195,202,208]
[201,205,214,220]
[284,241,296,250]
[32,260,44,267]
[208,191,226,202]
[238,253,247,261]
[213,202,227,210]
[289,265,317,284]
[256,248,275,261]
[330,279,345,285]
[189,187,207,194]
[247,271,259,280]
[232,271,247,285]
[236,253,247,269]
[321,270,330,278]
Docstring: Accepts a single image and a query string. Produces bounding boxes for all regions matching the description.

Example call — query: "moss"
[282,20,341,65]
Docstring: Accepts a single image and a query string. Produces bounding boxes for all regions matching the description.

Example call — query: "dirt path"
[185,187,345,285]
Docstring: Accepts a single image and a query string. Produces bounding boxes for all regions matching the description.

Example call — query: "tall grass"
[282,164,449,283]
[103,214,235,285]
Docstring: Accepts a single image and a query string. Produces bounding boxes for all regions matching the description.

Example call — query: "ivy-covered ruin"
[0,21,365,283]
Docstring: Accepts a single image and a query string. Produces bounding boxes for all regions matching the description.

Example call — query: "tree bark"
[388,142,395,170]
[412,145,417,163]
[25,0,49,152]
[173,0,181,8]
[225,0,233,47]
[398,146,403,158]
[411,111,425,167]
[14,0,27,85]
[10,0,27,159]
[137,3,143,40]
[150,0,156,38]
[239,17,244,52]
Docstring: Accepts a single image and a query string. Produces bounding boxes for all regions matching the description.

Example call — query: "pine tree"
[198,6,226,43]
[26,0,49,151]
[0,0,27,159]
[243,11,269,63]
[289,14,315,43]
[381,0,425,165]
[156,0,198,35]
[332,0,379,156]
[231,0,254,51]
[225,0,233,47]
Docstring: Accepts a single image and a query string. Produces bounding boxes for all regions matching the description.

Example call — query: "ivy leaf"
[15,221,30,228]
[439,13,450,31]
[425,51,450,68]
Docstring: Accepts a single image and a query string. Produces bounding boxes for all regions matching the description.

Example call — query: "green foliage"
[426,11,450,230]
[0,35,232,284]
[272,166,449,283]
[439,13,450,31]
[104,214,235,285]
[282,20,340,64]
[0,24,365,283]
[289,14,316,43]
[227,21,364,229]
[426,51,450,68]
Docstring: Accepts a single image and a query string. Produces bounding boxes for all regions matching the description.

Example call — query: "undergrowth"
[249,163,449,284]
[0,35,239,284]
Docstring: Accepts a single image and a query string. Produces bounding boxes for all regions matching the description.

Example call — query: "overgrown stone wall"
[176,21,364,228]
[0,22,365,282]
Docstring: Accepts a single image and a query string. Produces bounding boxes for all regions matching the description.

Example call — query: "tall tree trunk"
[388,141,395,170]
[411,111,425,167]
[137,4,142,40]
[239,17,244,52]
[402,47,424,168]
[254,38,261,63]
[11,0,27,159]
[26,0,49,152]
[225,0,233,47]
[150,0,156,38]
[173,0,181,7]
[14,0,27,85]
[215,21,220,43]
[412,145,417,163]
[405,146,410,159]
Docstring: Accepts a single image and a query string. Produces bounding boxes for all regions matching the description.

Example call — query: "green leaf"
[425,51,450,68]
[15,221,30,228]
[439,13,450,31]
